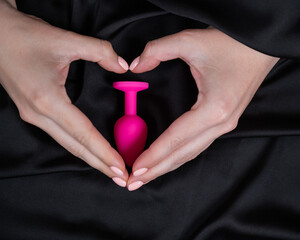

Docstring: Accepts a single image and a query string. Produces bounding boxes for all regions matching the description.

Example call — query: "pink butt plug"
[113,81,149,167]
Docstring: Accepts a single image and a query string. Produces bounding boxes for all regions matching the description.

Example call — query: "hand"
[0,2,130,187]
[127,28,279,191]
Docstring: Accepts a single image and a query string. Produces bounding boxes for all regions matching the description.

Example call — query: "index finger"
[130,30,194,73]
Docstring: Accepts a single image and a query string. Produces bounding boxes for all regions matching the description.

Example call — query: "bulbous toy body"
[114,115,147,167]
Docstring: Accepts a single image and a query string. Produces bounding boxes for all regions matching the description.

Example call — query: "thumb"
[130,31,191,73]
[67,32,128,73]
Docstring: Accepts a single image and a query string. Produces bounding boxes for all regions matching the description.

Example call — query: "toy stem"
[125,91,137,115]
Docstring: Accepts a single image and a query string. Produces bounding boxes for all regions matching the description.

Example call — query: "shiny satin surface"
[0,0,299,239]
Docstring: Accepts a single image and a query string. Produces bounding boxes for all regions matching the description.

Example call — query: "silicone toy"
[113,81,149,167]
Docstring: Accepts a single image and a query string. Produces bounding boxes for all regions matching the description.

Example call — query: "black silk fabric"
[0,0,300,239]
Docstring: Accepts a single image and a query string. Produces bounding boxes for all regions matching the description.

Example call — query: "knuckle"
[172,150,190,167]
[172,154,184,167]
[73,131,90,146]
[100,40,113,54]
[67,143,86,159]
[173,160,185,171]
[102,40,113,49]
[222,117,239,133]
[144,41,156,56]
[179,29,193,37]
[19,109,35,125]
[212,99,235,124]
[29,91,53,115]
[172,157,186,171]
[178,29,194,40]
[73,125,93,147]
[169,137,184,151]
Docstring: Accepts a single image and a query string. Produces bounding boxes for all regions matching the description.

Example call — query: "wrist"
[0,0,16,8]
[0,1,15,18]
[0,1,22,51]
[0,0,22,31]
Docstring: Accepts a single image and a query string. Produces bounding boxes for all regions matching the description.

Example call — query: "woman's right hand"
[0,1,129,187]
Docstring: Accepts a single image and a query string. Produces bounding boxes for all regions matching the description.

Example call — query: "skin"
[1,1,279,191]
[127,28,279,191]
[0,0,130,187]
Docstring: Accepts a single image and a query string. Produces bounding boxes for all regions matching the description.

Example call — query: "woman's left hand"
[127,28,279,191]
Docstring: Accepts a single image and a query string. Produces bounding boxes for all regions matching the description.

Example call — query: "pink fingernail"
[130,56,140,71]
[118,56,129,71]
[112,177,126,187]
[110,166,124,176]
[128,181,144,191]
[133,168,148,177]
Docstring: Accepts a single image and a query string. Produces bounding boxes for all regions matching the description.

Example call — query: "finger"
[127,104,236,190]
[127,122,224,191]
[56,103,128,176]
[65,32,128,73]
[38,115,113,176]
[126,110,202,190]
[31,112,129,186]
[132,110,208,173]
[129,140,213,189]
[130,31,192,73]
[33,93,128,181]
[129,92,238,177]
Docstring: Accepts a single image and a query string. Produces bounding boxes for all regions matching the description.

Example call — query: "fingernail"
[130,56,140,71]
[133,168,148,177]
[128,181,144,191]
[110,166,124,176]
[118,56,129,71]
[112,177,126,187]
